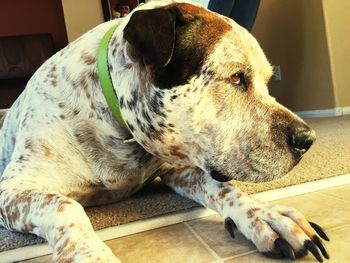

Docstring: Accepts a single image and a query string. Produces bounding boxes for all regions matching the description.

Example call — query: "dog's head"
[118,0,315,183]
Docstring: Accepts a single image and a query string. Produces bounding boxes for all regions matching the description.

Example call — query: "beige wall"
[252,0,335,111]
[323,0,350,107]
[61,0,104,42]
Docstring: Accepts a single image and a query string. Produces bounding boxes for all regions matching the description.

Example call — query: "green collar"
[97,24,127,128]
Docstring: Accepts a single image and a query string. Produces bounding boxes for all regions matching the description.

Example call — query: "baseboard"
[295,106,350,118]
[343,106,350,115]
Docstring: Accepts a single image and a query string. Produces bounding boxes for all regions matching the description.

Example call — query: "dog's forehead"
[207,24,273,81]
[166,2,232,45]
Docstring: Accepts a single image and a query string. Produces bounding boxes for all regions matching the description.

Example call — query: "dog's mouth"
[209,169,233,182]
[205,163,233,182]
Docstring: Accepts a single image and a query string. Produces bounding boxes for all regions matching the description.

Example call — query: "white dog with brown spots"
[0,0,329,262]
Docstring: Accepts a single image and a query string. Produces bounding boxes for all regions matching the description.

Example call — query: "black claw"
[304,240,323,262]
[313,235,330,259]
[309,221,330,241]
[224,217,236,239]
[275,238,296,260]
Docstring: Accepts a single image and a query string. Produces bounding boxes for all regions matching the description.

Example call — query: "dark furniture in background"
[0,34,55,109]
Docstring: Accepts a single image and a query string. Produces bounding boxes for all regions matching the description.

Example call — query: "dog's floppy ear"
[123,7,181,67]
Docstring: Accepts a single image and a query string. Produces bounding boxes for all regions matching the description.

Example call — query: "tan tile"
[270,190,350,230]
[187,214,256,258]
[225,252,297,263]
[20,254,53,263]
[225,225,350,263]
[317,184,350,202]
[105,223,216,263]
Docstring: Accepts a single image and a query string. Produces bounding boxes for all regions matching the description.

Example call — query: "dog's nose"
[288,125,316,155]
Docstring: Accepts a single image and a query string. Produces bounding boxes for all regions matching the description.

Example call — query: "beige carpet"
[0,114,349,252]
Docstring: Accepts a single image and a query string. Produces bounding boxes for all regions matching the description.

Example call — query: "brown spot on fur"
[25,138,35,153]
[81,51,96,65]
[169,145,187,160]
[58,102,65,108]
[90,70,99,83]
[80,77,88,91]
[171,3,231,48]
[247,207,261,219]
[90,103,96,111]
[58,200,72,212]
[72,79,79,89]
[48,65,58,87]
[249,217,263,234]
[187,107,193,114]
[41,144,52,157]
[73,109,80,116]
[166,3,231,42]
[59,114,66,120]
[219,188,230,199]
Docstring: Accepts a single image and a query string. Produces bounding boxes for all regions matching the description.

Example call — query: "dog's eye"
[230,72,247,90]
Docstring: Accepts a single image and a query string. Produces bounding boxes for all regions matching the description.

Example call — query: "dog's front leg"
[161,167,329,262]
[0,180,119,263]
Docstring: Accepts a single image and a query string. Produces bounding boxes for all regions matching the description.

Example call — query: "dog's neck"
[107,24,169,153]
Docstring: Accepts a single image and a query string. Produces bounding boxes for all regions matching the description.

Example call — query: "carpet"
[0,114,350,252]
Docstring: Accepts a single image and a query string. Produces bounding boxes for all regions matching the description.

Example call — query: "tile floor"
[22,184,350,263]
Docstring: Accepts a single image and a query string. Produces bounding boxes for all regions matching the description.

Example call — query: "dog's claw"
[274,238,296,260]
[309,221,330,241]
[305,240,323,262]
[313,235,330,259]
[224,217,236,239]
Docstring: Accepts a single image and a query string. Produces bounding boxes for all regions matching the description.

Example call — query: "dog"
[0,0,329,262]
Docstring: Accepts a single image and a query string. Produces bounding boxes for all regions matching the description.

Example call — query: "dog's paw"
[224,204,330,262]
[54,235,120,263]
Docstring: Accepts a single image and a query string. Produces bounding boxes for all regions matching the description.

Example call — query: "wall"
[252,0,335,111]
[323,0,350,108]
[0,0,68,51]
[61,0,104,42]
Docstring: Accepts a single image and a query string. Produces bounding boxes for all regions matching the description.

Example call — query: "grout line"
[327,223,350,232]
[96,207,216,242]
[184,222,223,261]
[223,250,258,260]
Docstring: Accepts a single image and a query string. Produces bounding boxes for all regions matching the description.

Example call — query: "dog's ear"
[124,7,182,68]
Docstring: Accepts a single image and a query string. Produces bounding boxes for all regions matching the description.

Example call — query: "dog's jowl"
[0,0,329,262]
